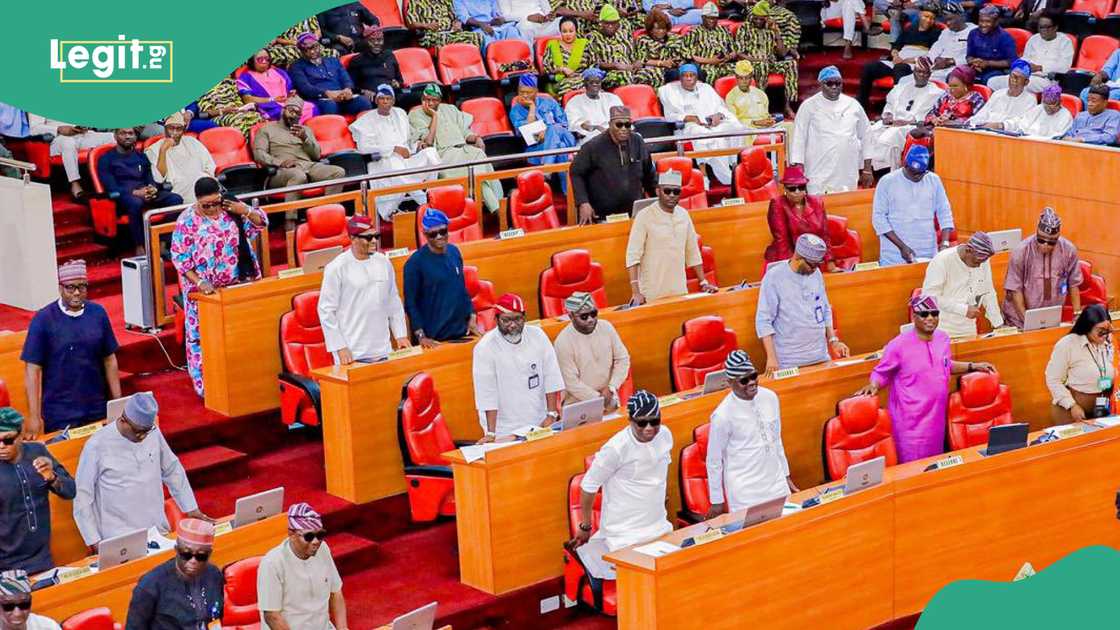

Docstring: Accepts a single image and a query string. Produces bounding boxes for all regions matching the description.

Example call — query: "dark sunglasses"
[784,185,806,192]
[353,233,380,242]
[575,310,599,321]
[0,436,18,446]
[302,530,328,542]
[632,417,661,428]
[177,548,211,562]
[822,80,843,87]
[611,121,632,129]
[737,374,759,385]
[0,601,31,612]
[915,310,940,319]
[424,228,449,238]
[1036,236,1059,246]
[61,283,89,292]
[660,187,682,196]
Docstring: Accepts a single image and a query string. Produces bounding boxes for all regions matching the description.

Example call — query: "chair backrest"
[295,204,351,266]
[399,372,457,466]
[416,185,483,245]
[822,395,898,481]
[734,147,779,202]
[486,39,534,80]
[304,115,356,155]
[1077,259,1108,304]
[510,170,561,233]
[669,315,738,391]
[199,127,255,174]
[1061,93,1083,117]
[973,83,993,101]
[1069,0,1112,17]
[1075,35,1120,72]
[680,423,712,517]
[713,75,738,99]
[612,84,662,120]
[1005,27,1031,56]
[222,555,262,626]
[438,43,488,85]
[538,248,609,318]
[461,97,514,137]
[141,135,165,151]
[87,144,118,194]
[0,378,9,407]
[685,237,718,292]
[62,608,119,630]
[562,89,585,107]
[947,371,1013,450]
[464,265,498,331]
[362,0,406,27]
[826,213,862,265]
[656,157,707,209]
[279,291,332,377]
[395,47,441,86]
[536,36,560,69]
[568,472,603,537]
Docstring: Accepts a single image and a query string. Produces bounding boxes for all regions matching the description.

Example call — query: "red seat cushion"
[680,423,712,519]
[669,316,738,391]
[539,248,609,318]
[199,127,256,174]
[400,373,456,467]
[947,371,1012,450]
[304,115,357,155]
[417,185,483,245]
[823,395,898,481]
[826,214,862,270]
[438,43,488,84]
[510,170,560,233]
[461,97,514,137]
[464,265,498,332]
[394,47,440,86]
[295,204,351,266]
[280,291,331,377]
[611,85,662,120]
[62,608,119,630]
[734,147,779,202]
[222,556,262,626]
[486,39,534,80]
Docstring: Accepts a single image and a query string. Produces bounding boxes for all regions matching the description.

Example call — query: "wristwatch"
[828,336,840,344]
[547,410,560,420]
[578,521,592,532]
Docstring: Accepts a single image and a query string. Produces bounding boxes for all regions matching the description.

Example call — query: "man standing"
[21,260,121,437]
[126,519,224,629]
[74,393,209,549]
[658,64,744,186]
[756,234,850,376]
[872,145,954,266]
[565,69,624,145]
[289,33,373,115]
[145,112,216,203]
[472,293,564,440]
[403,209,480,348]
[1002,208,1082,329]
[988,16,1071,93]
[253,98,346,205]
[570,106,656,224]
[921,232,1003,338]
[258,503,348,630]
[625,171,717,305]
[791,66,871,195]
[26,115,113,199]
[0,570,62,629]
[863,58,944,172]
[705,351,797,519]
[318,215,409,365]
[554,292,631,412]
[0,408,75,574]
[966,5,1016,84]
[1062,85,1120,145]
[96,127,184,253]
[857,294,995,462]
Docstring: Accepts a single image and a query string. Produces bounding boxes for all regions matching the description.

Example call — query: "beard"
[501,330,523,344]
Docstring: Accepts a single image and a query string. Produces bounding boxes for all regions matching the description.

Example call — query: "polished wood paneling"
[0,330,28,415]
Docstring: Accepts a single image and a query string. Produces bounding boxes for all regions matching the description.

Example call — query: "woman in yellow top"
[542,17,591,96]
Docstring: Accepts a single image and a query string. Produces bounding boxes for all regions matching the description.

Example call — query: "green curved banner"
[1,1,346,127]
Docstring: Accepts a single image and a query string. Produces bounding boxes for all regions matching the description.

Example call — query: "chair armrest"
[404,464,454,478]
[676,509,706,525]
[452,440,476,448]
[278,372,321,419]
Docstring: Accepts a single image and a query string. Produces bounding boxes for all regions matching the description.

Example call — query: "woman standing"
[924,66,987,127]
[634,9,685,88]
[763,165,836,271]
[237,50,316,123]
[1045,304,1116,423]
[542,18,591,96]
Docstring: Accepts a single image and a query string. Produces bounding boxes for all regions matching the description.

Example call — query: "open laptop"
[981,422,1029,456]
[632,197,658,215]
[97,528,149,570]
[303,245,344,274]
[106,394,135,422]
[558,397,605,431]
[701,369,730,394]
[391,601,438,630]
[844,456,885,494]
[724,496,786,532]
[1023,305,1062,331]
[233,487,285,528]
[987,228,1022,253]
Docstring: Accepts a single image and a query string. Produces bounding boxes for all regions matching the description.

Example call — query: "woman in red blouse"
[763,165,837,272]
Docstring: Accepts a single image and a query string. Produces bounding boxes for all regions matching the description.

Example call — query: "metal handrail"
[0,156,37,183]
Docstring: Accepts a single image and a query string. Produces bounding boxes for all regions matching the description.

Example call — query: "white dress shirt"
[145,136,217,202]
[921,245,1003,338]
[472,325,564,436]
[318,249,408,362]
[706,387,791,511]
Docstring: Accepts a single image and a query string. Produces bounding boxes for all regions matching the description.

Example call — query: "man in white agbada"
[969,60,1037,127]
[791,65,871,195]
[863,58,944,171]
[145,112,216,203]
[993,84,1073,137]
[902,5,975,85]
[565,68,623,145]
[987,16,1072,93]
[705,351,798,518]
[349,84,441,219]
[921,231,1004,338]
[318,215,410,364]
[658,64,744,185]
[74,392,209,547]
[472,292,564,440]
[569,390,673,580]
[497,0,561,41]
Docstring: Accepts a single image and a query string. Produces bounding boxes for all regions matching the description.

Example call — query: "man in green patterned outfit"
[735,0,798,116]
[587,5,661,88]
[406,0,484,48]
[682,3,736,82]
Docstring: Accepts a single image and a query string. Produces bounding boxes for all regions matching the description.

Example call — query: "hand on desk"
[185,509,214,523]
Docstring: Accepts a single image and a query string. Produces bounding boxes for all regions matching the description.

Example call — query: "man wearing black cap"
[570,106,657,224]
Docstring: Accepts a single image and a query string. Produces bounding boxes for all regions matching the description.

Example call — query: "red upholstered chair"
[0,378,9,407]
[222,556,262,627]
[199,127,269,195]
[303,115,366,176]
[416,185,482,245]
[395,47,441,88]
[1005,27,1031,55]
[1063,0,1114,38]
[612,84,663,120]
[486,39,534,80]
[1062,93,1083,117]
[362,0,409,47]
[398,372,458,522]
[972,83,993,101]
[464,265,498,331]
[678,423,712,525]
[538,249,609,318]
[535,36,560,69]
[87,143,127,238]
[62,608,122,630]
[437,43,489,85]
[460,97,515,137]
[295,204,351,266]
[947,371,1012,450]
[510,170,561,232]
[733,147,780,202]
[1063,260,1108,321]
[713,75,738,99]
[562,89,585,107]
[563,463,616,615]
[669,316,738,392]
[20,139,93,183]
[164,498,185,533]
[826,214,861,270]
[278,291,331,427]
[686,237,718,293]
[656,157,708,209]
[822,395,898,481]
[1073,35,1119,74]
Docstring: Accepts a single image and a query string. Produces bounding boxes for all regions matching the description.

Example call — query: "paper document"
[458,441,516,463]
[148,526,175,552]
[781,503,803,517]
[633,541,680,557]
[1093,415,1120,428]
[576,539,617,580]
[518,119,547,145]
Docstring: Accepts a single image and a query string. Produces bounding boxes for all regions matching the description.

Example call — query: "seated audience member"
[252,98,346,204]
[737,1,799,115]
[499,0,561,41]
[757,234,850,374]
[725,61,776,129]
[171,178,267,397]
[966,6,1015,84]
[924,65,986,128]
[626,171,717,305]
[763,165,834,269]
[97,127,184,254]
[473,293,565,440]
[289,33,373,117]
[857,2,941,107]
[268,16,338,69]
[25,116,113,199]
[196,78,266,136]
[406,0,484,48]
[126,519,223,628]
[350,84,441,219]
[237,50,316,123]
[587,5,662,89]
[989,17,1071,94]
[568,390,673,579]
[921,232,1003,338]
[864,59,943,172]
[21,260,120,437]
[318,2,381,54]
[1063,85,1120,145]
[348,29,404,100]
[319,215,410,365]
[1012,0,1071,31]
[643,0,701,26]
[1081,48,1120,107]
[791,66,871,195]
[552,0,601,35]
[74,393,209,549]
[510,74,577,180]
[969,60,1036,127]
[404,209,481,347]
[995,84,1073,137]
[821,0,866,60]
[634,9,687,89]
[1002,208,1081,329]
[544,19,593,96]
[857,294,995,462]
[658,64,744,185]
[1045,304,1115,423]
[682,3,736,82]
[145,112,215,203]
[554,292,632,412]
[0,569,62,629]
[566,68,624,144]
[454,0,529,48]
[705,351,797,519]
[259,503,347,630]
[0,407,75,574]
[872,145,954,266]
[915,4,975,85]
[570,106,656,223]
[409,85,503,213]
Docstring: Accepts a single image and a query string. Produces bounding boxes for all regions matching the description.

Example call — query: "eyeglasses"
[1039,22,1058,30]
[1092,327,1113,337]
[61,283,88,293]
[611,121,632,129]
[660,187,682,196]
[302,530,328,542]
[632,417,661,428]
[915,310,940,319]
[575,310,599,321]
[0,436,18,446]
[737,375,759,385]
[822,80,843,88]
[177,548,211,562]
[354,233,379,242]
[197,199,224,210]
[1036,236,1059,246]
[424,228,449,238]
[0,601,31,612]
[784,185,806,192]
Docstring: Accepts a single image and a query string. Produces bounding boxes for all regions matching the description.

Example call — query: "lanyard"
[1087,343,1110,378]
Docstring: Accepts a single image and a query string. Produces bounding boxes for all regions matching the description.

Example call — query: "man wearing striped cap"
[126,518,224,628]
[921,231,1004,338]
[1001,207,1082,329]
[258,503,347,630]
[0,569,61,629]
[473,293,564,441]
[553,291,631,413]
[705,350,797,519]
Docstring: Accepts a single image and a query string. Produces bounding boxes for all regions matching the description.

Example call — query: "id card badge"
[1099,376,1113,391]
[528,373,541,390]
[207,620,222,629]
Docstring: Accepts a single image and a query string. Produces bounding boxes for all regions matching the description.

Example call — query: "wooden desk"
[0,330,27,415]
[443,324,1066,595]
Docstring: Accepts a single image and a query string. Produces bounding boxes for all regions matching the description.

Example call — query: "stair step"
[52,197,91,227]
[54,223,94,244]
[56,241,110,264]
[324,532,380,576]
[180,445,250,488]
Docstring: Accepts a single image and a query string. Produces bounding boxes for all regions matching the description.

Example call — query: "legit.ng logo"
[49,35,172,83]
